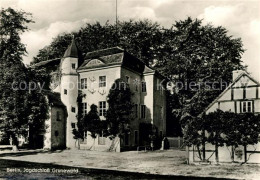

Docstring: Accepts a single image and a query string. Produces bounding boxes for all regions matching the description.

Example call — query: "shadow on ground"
[0,159,237,180]
[0,149,64,157]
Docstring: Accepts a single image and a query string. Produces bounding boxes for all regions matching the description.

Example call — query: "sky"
[1,0,260,80]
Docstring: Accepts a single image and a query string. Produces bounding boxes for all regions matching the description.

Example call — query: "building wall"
[51,107,66,150]
[44,106,66,150]
[78,66,121,150]
[153,75,166,136]
[79,66,121,117]
[121,67,142,147]
[60,57,78,148]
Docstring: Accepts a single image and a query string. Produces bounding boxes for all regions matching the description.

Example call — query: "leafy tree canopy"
[0,8,48,148]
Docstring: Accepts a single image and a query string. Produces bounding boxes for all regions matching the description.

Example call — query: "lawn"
[0,149,259,179]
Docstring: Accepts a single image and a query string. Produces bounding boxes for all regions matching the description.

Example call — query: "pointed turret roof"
[63,37,79,58]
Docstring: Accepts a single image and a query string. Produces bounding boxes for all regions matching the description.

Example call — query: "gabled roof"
[63,38,79,58]
[200,71,260,116]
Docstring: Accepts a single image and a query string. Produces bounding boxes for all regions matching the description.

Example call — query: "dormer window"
[72,63,76,69]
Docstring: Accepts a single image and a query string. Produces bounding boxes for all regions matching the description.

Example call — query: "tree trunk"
[197,145,202,161]
[202,142,206,161]
[244,146,247,163]
[93,138,95,150]
[202,130,206,161]
[231,146,234,162]
[11,134,19,151]
[215,144,219,164]
[78,139,80,150]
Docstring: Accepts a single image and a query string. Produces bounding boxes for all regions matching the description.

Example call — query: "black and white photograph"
[0,0,260,179]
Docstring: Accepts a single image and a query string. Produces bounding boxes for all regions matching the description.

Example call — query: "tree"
[205,110,226,163]
[0,8,34,150]
[186,110,260,163]
[31,20,163,66]
[157,17,244,118]
[72,90,85,149]
[83,104,106,150]
[106,79,134,139]
[0,8,49,150]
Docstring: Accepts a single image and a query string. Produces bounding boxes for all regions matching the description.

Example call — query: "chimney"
[232,70,244,82]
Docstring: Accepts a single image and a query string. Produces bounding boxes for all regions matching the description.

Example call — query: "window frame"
[82,102,87,116]
[72,63,76,69]
[241,101,253,113]
[141,105,146,119]
[99,76,106,87]
[56,111,61,121]
[99,101,107,117]
[81,78,87,89]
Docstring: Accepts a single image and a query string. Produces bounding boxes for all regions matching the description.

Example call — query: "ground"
[0,149,259,179]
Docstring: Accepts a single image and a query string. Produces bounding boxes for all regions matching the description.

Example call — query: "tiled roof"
[63,38,79,58]
[31,58,61,68]
[78,47,150,74]
[85,47,124,59]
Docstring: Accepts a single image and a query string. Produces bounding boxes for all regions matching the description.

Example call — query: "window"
[72,63,76,69]
[81,78,87,89]
[98,133,105,145]
[55,131,59,137]
[134,130,138,145]
[141,82,146,92]
[82,102,87,115]
[99,101,106,116]
[57,111,61,121]
[241,101,252,113]
[71,123,76,129]
[134,104,138,118]
[71,107,76,113]
[99,76,106,87]
[126,76,130,83]
[141,105,146,119]
[64,89,67,95]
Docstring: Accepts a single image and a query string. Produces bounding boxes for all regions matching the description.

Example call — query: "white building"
[34,39,166,151]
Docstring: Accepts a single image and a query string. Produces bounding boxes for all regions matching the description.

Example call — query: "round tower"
[60,38,79,148]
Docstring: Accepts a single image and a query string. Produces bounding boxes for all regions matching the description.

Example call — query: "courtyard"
[0,149,259,179]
